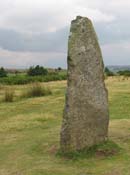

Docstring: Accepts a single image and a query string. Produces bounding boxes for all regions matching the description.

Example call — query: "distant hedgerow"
[0,72,67,85]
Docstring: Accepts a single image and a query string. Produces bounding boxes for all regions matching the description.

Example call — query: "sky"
[0,0,130,68]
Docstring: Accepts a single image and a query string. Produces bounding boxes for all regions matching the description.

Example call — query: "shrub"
[0,67,7,78]
[57,67,62,71]
[27,65,48,76]
[23,83,52,98]
[4,88,15,102]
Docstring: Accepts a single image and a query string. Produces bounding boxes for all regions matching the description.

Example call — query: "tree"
[0,67,7,77]
[105,67,114,76]
[117,70,130,77]
[57,67,62,71]
[27,65,48,76]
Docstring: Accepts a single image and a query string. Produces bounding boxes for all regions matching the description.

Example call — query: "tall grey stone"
[60,16,109,152]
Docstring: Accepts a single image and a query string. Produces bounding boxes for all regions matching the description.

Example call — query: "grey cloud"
[0,27,69,52]
[94,20,130,45]
[101,42,130,65]
[0,29,25,51]
[0,20,129,53]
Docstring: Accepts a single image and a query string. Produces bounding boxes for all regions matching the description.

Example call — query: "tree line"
[0,65,63,78]
[0,66,130,78]
[105,67,130,77]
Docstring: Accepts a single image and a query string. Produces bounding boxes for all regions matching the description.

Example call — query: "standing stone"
[60,16,109,152]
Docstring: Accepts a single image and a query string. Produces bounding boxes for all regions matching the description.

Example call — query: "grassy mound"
[57,140,121,160]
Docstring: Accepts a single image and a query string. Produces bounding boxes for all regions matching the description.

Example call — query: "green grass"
[0,77,130,175]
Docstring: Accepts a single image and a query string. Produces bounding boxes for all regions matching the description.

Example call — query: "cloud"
[0,0,129,67]
[0,27,69,52]
[102,42,130,65]
[0,0,116,33]
[0,48,67,68]
[94,21,130,45]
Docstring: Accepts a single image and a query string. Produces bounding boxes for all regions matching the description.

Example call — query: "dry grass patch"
[3,88,15,102]
[22,82,52,98]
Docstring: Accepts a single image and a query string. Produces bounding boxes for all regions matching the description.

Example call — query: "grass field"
[0,77,130,175]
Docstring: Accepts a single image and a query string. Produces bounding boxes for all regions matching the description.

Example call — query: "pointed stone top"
[72,16,91,23]
[76,16,83,20]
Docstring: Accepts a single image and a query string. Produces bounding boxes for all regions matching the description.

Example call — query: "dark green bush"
[27,65,48,76]
[0,67,7,78]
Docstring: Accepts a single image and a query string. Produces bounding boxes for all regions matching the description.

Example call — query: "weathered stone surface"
[60,16,109,152]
